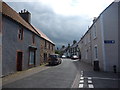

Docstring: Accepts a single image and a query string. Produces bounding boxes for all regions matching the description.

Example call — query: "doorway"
[16,51,23,71]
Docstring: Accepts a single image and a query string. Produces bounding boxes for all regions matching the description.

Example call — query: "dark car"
[71,55,79,60]
[48,54,62,65]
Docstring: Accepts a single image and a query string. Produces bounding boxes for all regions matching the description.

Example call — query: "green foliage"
[55,50,61,55]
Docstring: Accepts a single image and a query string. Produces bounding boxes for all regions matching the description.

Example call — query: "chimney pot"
[19,9,31,23]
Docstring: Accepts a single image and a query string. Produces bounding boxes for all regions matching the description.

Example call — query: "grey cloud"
[7,2,91,48]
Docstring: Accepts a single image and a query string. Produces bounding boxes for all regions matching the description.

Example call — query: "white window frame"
[88,34,91,43]
[94,45,98,60]
[29,51,35,65]
[84,38,87,45]
[85,49,88,59]
[93,24,97,39]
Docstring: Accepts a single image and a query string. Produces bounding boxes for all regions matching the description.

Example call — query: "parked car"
[48,54,62,65]
[61,55,66,58]
[71,55,79,60]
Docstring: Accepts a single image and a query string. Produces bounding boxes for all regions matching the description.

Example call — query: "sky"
[3,0,114,49]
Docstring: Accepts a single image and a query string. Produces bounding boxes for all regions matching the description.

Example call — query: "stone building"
[1,2,55,76]
[34,27,55,64]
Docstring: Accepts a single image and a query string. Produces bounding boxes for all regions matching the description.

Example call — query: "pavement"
[2,63,50,86]
[2,59,78,88]
[1,59,120,89]
[72,60,120,88]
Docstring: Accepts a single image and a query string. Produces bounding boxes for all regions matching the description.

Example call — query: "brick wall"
[40,38,55,65]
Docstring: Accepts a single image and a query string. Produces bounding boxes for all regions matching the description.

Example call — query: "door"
[29,50,36,66]
[17,52,23,71]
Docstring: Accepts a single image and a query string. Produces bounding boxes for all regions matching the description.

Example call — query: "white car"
[61,55,66,58]
[71,55,79,60]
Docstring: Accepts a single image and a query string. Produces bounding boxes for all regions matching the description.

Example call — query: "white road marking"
[84,76,119,80]
[80,77,84,79]
[72,60,79,62]
[79,80,84,83]
[88,80,92,83]
[88,84,94,88]
[88,77,92,80]
[79,84,84,88]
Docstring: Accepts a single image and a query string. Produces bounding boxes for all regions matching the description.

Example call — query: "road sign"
[104,40,115,44]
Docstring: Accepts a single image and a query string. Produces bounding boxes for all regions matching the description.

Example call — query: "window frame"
[93,24,97,39]
[18,27,24,41]
[29,50,35,66]
[45,40,47,49]
[32,34,35,44]
[94,45,98,60]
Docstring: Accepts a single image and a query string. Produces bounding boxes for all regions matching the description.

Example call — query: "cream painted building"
[78,1,119,72]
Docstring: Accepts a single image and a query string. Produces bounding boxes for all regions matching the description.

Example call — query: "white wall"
[102,2,118,71]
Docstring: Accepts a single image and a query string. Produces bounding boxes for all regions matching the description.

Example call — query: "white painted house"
[78,1,119,72]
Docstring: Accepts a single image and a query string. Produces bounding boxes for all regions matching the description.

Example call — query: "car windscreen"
[50,55,58,58]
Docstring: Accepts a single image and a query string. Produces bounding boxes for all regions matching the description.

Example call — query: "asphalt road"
[2,58,119,89]
[3,59,80,88]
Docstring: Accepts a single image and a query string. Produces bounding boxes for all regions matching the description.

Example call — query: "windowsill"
[18,39,23,42]
[94,59,98,61]
[28,64,35,66]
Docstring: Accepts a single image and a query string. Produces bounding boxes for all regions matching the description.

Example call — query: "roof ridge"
[2,2,38,35]
[2,2,55,45]
[31,25,55,44]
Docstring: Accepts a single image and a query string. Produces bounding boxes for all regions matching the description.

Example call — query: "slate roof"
[31,25,54,44]
[1,2,54,45]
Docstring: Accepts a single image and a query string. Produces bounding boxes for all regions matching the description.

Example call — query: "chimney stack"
[93,17,97,23]
[19,9,31,23]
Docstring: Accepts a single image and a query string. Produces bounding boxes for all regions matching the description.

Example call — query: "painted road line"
[80,77,84,80]
[79,84,84,88]
[84,76,119,80]
[88,77,92,80]
[88,80,92,83]
[88,84,94,88]
[79,80,84,83]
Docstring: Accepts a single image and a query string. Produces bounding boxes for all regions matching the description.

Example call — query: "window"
[45,40,47,49]
[94,45,98,59]
[32,34,35,44]
[85,38,87,45]
[85,49,88,59]
[93,25,97,39]
[18,28,23,40]
[88,35,91,43]
[29,51,35,65]
[49,43,50,50]
[44,53,47,62]
[52,45,54,51]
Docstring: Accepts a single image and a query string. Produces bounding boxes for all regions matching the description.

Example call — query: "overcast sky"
[4,0,114,48]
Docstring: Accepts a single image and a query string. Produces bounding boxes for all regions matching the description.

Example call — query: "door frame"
[28,49,36,67]
[16,50,23,71]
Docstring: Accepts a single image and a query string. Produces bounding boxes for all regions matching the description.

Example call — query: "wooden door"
[17,52,23,71]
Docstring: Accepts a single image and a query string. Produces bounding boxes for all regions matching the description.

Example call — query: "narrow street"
[2,59,119,88]
[3,59,79,88]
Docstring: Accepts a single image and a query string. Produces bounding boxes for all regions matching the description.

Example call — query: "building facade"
[1,2,55,76]
[69,42,80,58]
[78,2,119,72]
